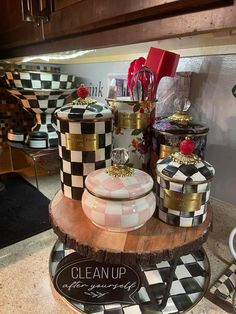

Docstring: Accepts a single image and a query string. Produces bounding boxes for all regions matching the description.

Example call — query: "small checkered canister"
[55,86,113,200]
[156,138,215,227]
[150,103,209,179]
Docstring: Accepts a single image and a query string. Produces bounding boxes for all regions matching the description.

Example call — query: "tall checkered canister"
[156,138,215,227]
[55,85,113,200]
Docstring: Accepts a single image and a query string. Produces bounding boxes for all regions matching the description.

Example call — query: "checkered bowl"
[8,88,75,114]
[2,70,77,147]
[7,88,75,147]
[5,71,76,90]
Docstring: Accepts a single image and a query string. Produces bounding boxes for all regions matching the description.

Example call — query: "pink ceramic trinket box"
[82,148,156,232]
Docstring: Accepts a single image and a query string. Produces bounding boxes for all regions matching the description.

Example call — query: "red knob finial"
[77,84,89,99]
[180,138,195,155]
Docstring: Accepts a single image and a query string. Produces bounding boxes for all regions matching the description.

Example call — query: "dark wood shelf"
[49,190,213,265]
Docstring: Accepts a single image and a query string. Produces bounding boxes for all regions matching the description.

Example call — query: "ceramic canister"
[55,88,113,200]
[7,128,25,143]
[156,139,215,227]
[106,97,156,170]
[151,111,209,178]
[82,148,156,232]
[28,131,48,148]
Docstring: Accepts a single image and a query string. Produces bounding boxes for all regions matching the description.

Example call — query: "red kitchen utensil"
[144,47,180,94]
[127,57,145,96]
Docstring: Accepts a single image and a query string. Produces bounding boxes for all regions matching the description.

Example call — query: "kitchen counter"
[0,174,235,313]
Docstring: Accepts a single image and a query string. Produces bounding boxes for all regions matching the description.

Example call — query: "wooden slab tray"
[49,190,213,265]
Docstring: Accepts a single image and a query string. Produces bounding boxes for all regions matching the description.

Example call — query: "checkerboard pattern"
[210,262,236,304]
[156,157,214,227]
[56,102,113,120]
[31,114,58,147]
[85,168,153,199]
[8,88,74,113]
[156,176,210,227]
[156,157,215,183]
[57,117,113,200]
[157,202,208,228]
[3,64,61,73]
[0,100,34,146]
[49,240,209,314]
[82,189,156,232]
[5,71,76,90]
[7,88,74,147]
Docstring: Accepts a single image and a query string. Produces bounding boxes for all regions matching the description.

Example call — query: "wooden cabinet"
[0,0,235,59]
[0,0,43,50]
[43,0,236,41]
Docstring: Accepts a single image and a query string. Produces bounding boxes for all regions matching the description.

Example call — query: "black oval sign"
[53,254,141,304]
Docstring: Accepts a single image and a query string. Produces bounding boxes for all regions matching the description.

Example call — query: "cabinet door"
[43,0,234,41]
[53,0,83,10]
[0,0,43,50]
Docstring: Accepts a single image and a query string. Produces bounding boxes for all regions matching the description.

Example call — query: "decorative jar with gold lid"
[82,148,156,232]
[151,98,209,177]
[156,138,215,227]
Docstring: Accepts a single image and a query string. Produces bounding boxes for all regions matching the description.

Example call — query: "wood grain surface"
[49,190,213,265]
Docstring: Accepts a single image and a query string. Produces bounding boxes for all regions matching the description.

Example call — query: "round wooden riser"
[49,191,213,265]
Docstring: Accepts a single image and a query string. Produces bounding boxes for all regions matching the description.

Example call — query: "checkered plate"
[49,240,210,314]
[207,262,236,313]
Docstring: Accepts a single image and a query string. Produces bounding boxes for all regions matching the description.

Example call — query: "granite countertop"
[0,175,235,313]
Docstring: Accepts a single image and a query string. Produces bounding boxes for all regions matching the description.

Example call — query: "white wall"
[61,55,236,204]
[178,56,236,205]
[61,61,130,102]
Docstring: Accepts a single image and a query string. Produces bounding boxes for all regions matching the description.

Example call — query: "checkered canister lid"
[55,84,112,121]
[156,138,215,184]
[85,148,154,199]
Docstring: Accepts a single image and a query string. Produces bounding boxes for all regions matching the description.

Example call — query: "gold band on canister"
[118,112,149,129]
[160,144,179,158]
[163,189,203,212]
[65,133,98,151]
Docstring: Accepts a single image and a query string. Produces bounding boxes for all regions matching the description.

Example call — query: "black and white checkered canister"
[56,102,113,200]
[156,156,215,227]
